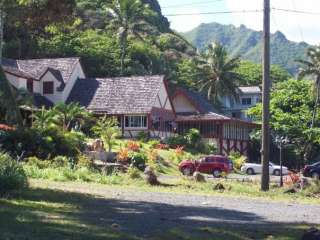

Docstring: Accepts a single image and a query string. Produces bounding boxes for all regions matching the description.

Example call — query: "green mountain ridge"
[182,22,311,75]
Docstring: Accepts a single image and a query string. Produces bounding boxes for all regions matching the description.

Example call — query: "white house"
[221,86,261,121]
[2,58,85,107]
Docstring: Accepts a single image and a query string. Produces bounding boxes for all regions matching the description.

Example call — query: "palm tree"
[53,102,88,131]
[297,46,320,129]
[105,0,155,75]
[198,42,242,104]
[32,107,57,129]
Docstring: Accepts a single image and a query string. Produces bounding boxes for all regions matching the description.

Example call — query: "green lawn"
[0,181,318,240]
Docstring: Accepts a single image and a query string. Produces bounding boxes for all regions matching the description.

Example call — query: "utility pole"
[261,0,271,191]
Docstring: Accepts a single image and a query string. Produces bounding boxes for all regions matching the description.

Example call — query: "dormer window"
[27,79,33,93]
[43,81,54,94]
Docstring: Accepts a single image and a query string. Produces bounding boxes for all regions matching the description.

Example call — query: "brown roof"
[2,58,79,90]
[176,113,230,122]
[67,75,166,114]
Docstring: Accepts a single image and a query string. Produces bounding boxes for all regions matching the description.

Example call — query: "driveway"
[31,180,320,238]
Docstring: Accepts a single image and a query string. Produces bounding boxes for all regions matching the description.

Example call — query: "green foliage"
[248,79,320,162]
[166,135,188,148]
[25,157,51,169]
[229,152,247,170]
[129,152,147,170]
[126,166,142,179]
[76,154,94,169]
[92,116,120,153]
[51,156,70,168]
[136,131,149,142]
[0,152,28,196]
[183,22,309,75]
[0,127,85,159]
[147,140,160,148]
[184,128,201,147]
[198,42,241,103]
[235,60,291,86]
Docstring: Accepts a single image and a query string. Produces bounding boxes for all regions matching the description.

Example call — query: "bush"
[137,131,149,142]
[117,148,129,162]
[229,152,247,170]
[185,128,201,147]
[196,141,218,154]
[0,153,28,196]
[26,156,51,169]
[130,152,147,170]
[0,127,85,160]
[51,156,69,168]
[148,140,160,148]
[77,154,94,169]
[126,141,140,152]
[166,135,188,148]
[127,166,141,179]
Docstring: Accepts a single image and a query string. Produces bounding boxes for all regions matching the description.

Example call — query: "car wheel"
[312,172,320,180]
[182,167,192,176]
[212,169,222,178]
[273,169,280,176]
[246,168,255,175]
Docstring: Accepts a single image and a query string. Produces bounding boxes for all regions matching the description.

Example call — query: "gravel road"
[33,180,320,238]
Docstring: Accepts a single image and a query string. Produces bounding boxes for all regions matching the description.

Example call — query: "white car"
[241,162,288,176]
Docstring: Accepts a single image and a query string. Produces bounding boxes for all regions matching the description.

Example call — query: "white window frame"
[124,115,147,129]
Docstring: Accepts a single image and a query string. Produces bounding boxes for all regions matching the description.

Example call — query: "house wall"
[40,71,64,103]
[5,73,27,89]
[154,82,173,111]
[172,94,198,113]
[62,62,85,102]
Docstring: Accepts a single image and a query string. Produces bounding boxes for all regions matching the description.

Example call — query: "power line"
[290,0,305,42]
[272,7,320,15]
[162,0,223,9]
[164,10,263,17]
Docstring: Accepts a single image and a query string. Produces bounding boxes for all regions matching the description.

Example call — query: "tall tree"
[198,42,242,103]
[297,46,320,129]
[105,0,155,75]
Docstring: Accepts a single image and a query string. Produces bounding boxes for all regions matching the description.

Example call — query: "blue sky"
[158,0,320,45]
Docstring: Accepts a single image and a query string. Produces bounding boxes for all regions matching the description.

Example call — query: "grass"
[0,180,318,240]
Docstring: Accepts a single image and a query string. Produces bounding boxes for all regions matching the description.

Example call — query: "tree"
[198,42,242,103]
[248,79,320,165]
[53,102,88,132]
[105,0,155,75]
[92,116,120,153]
[32,107,57,130]
[235,60,291,86]
[297,46,320,129]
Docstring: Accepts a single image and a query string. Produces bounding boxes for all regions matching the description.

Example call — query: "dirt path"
[31,180,320,238]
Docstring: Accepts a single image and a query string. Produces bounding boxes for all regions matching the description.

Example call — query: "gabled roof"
[67,75,166,114]
[238,86,261,94]
[173,88,217,114]
[2,58,80,90]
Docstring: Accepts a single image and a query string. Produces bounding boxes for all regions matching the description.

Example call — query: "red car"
[179,155,233,178]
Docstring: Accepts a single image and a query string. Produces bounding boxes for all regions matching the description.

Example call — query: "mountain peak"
[182,22,309,75]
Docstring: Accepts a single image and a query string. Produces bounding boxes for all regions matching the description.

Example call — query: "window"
[43,82,54,94]
[124,115,147,128]
[241,98,252,105]
[27,79,33,93]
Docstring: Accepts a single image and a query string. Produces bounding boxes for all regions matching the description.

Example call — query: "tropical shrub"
[126,141,140,152]
[0,152,28,196]
[25,156,51,169]
[137,131,149,142]
[166,135,188,148]
[148,140,160,148]
[77,154,94,169]
[117,148,129,162]
[130,152,147,170]
[185,128,201,147]
[126,166,141,179]
[92,117,120,153]
[229,152,247,170]
[51,156,69,168]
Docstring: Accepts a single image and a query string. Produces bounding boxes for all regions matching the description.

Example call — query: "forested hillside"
[183,22,310,75]
[3,0,196,79]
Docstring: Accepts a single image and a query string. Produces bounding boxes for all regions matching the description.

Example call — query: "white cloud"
[225,0,320,44]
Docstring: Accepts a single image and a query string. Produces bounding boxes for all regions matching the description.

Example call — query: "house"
[67,75,176,138]
[221,86,261,121]
[171,88,258,156]
[2,57,257,156]
[2,57,85,107]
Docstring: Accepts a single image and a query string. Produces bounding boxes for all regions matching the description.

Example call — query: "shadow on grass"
[0,187,315,240]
